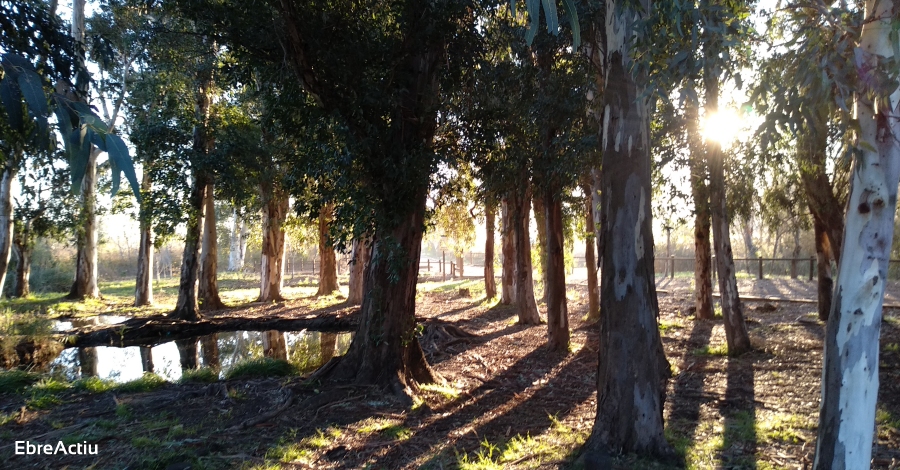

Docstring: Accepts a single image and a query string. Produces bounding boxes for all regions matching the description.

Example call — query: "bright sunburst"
[700,109,744,144]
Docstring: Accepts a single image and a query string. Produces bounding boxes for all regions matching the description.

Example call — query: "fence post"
[670,256,675,279]
[758,258,763,280]
[809,256,815,281]
[427,259,430,272]
[442,251,446,282]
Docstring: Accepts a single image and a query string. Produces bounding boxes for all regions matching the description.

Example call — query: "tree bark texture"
[813,214,833,322]
[543,190,569,351]
[814,3,900,466]
[500,198,515,304]
[172,177,206,321]
[262,330,288,361]
[532,194,548,302]
[78,347,97,378]
[259,182,289,302]
[0,163,16,297]
[316,204,339,296]
[228,206,247,272]
[329,191,439,395]
[484,201,497,299]
[348,237,372,305]
[705,77,751,356]
[12,219,32,298]
[509,183,541,325]
[135,170,154,306]
[582,184,599,321]
[320,332,337,363]
[790,226,801,279]
[686,100,715,320]
[455,254,464,278]
[584,0,673,458]
[798,104,844,263]
[68,148,100,300]
[199,182,225,310]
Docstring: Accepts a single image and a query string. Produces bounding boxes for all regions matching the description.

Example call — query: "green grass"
[225,357,297,380]
[419,382,461,400]
[456,415,588,469]
[0,370,40,393]
[73,376,117,393]
[116,373,167,393]
[179,367,219,383]
[658,318,686,333]
[691,344,730,357]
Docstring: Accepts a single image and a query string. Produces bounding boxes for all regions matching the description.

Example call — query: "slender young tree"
[199,182,225,309]
[316,204,339,295]
[259,181,289,302]
[483,199,497,299]
[500,198,515,304]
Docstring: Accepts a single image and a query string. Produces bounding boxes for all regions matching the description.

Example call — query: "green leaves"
[1,53,50,144]
[513,0,580,49]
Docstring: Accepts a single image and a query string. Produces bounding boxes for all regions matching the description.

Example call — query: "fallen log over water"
[58,311,359,348]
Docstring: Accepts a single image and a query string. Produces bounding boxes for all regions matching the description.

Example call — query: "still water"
[47,330,352,382]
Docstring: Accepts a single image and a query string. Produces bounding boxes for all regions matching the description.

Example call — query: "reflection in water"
[200,334,220,370]
[176,339,199,371]
[39,330,352,383]
[262,331,287,360]
[139,346,154,373]
[77,348,98,378]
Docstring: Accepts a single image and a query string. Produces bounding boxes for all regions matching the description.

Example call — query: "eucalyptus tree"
[581,0,674,458]
[12,151,76,298]
[749,4,857,320]
[810,1,900,466]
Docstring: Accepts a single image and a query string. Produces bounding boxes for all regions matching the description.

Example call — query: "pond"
[4,315,353,383]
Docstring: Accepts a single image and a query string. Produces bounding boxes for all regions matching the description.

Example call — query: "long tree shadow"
[364,335,589,468]
[665,318,715,466]
[718,351,758,469]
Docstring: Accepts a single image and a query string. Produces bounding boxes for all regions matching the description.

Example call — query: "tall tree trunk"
[316,204,339,295]
[12,220,32,298]
[172,36,214,321]
[798,103,844,263]
[328,188,439,396]
[348,237,372,305]
[0,162,16,297]
[583,1,673,458]
[199,182,224,310]
[582,184,599,321]
[135,170,154,306]
[455,254,464,278]
[500,198,515,304]
[171,177,206,321]
[510,183,541,325]
[813,214,833,322]
[814,4,900,466]
[68,0,99,300]
[176,338,199,370]
[259,182,288,302]
[228,206,247,272]
[543,189,569,351]
[262,331,287,360]
[686,99,714,320]
[705,76,751,356]
[68,149,100,300]
[200,334,219,369]
[484,201,497,299]
[532,194,548,302]
[790,226,801,279]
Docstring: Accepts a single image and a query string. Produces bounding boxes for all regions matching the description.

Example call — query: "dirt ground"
[1,277,899,469]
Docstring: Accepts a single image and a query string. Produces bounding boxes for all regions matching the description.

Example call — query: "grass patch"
[456,415,588,469]
[179,367,219,384]
[757,412,815,444]
[658,318,685,333]
[73,376,117,393]
[225,357,297,380]
[691,344,729,357]
[0,370,40,394]
[420,382,461,400]
[117,373,167,393]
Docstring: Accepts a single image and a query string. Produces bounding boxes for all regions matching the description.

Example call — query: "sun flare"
[700,109,743,144]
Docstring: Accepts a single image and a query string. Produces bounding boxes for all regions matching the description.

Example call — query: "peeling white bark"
[814,1,900,467]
